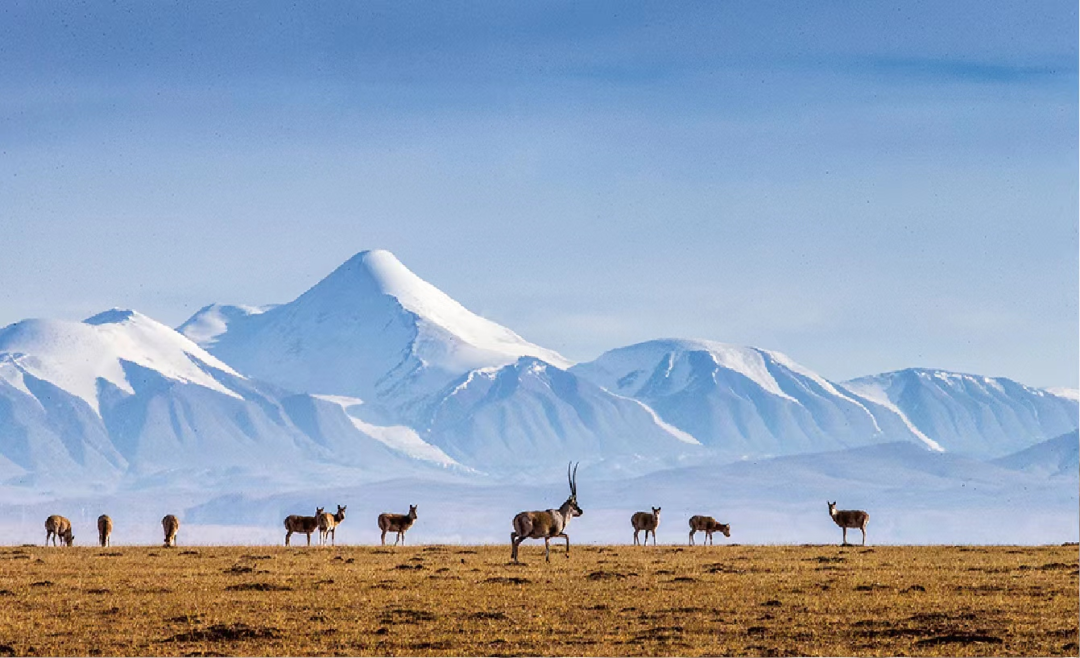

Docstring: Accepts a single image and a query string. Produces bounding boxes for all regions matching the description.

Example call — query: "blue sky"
[2,2,1077,388]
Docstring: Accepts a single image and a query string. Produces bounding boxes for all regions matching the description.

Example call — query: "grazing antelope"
[162,514,180,547]
[510,462,583,563]
[688,515,730,546]
[97,514,112,547]
[377,505,417,546]
[631,507,661,546]
[44,515,74,547]
[318,505,347,546]
[284,508,323,547]
[828,501,869,546]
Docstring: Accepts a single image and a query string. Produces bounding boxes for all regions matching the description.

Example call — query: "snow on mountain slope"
[836,379,943,452]
[571,339,925,458]
[0,308,469,490]
[576,338,798,401]
[843,369,1079,458]
[177,303,273,346]
[993,430,1079,477]
[190,250,570,421]
[0,373,125,484]
[419,356,702,477]
[1047,387,1080,402]
[312,394,462,469]
[347,251,569,369]
[0,309,243,415]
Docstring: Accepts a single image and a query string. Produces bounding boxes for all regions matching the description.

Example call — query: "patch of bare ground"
[0,544,1074,656]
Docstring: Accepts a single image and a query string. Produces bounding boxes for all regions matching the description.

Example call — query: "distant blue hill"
[993,431,1079,478]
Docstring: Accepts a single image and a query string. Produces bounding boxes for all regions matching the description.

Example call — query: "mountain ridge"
[185,250,570,421]
[0,249,1074,494]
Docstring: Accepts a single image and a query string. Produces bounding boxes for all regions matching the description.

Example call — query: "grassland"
[0,543,1075,656]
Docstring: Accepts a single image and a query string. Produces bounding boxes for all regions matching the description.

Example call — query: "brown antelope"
[162,514,180,547]
[688,515,730,546]
[97,514,112,547]
[510,462,582,563]
[377,505,417,546]
[631,507,661,546]
[318,505,347,546]
[284,508,323,547]
[828,501,869,546]
[44,515,74,547]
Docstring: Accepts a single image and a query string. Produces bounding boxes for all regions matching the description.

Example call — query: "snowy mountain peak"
[188,250,571,416]
[1048,387,1080,402]
[178,303,271,346]
[0,310,242,415]
[330,249,430,299]
[297,250,572,370]
[84,308,140,325]
[572,337,807,401]
[843,368,1078,458]
[572,337,949,457]
[847,368,1049,399]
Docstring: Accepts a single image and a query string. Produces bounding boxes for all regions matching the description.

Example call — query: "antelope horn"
[572,462,579,496]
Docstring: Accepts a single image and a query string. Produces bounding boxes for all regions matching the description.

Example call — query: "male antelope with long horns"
[510,462,583,563]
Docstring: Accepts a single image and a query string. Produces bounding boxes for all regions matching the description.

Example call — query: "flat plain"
[0,543,1075,656]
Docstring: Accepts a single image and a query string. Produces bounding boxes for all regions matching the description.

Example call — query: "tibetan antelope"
[688,515,730,546]
[631,507,661,546]
[97,514,112,547]
[45,515,74,547]
[828,501,869,546]
[284,508,323,547]
[318,505,347,546]
[162,514,180,547]
[510,462,583,563]
[377,505,417,546]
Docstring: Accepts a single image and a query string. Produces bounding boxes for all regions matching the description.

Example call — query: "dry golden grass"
[0,543,1075,656]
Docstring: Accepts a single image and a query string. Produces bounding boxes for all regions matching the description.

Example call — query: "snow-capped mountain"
[176,303,274,347]
[2,309,243,415]
[178,253,1077,467]
[417,356,701,476]
[0,309,458,490]
[0,249,1075,544]
[177,254,713,476]
[183,250,571,423]
[572,340,1078,460]
[570,338,935,459]
[843,369,1078,458]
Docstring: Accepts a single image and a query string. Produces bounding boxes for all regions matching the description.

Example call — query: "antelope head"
[316,507,325,517]
[408,505,418,520]
[719,523,731,538]
[652,506,661,518]
[565,462,583,517]
[336,505,347,519]
[827,501,837,516]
